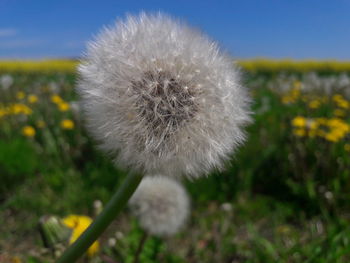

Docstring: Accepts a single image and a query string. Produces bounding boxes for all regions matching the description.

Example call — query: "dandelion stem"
[133,231,149,263]
[57,171,143,263]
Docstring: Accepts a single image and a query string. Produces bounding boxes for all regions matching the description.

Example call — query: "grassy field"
[1,61,350,263]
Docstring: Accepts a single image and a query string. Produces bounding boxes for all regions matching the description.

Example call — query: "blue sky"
[0,0,349,60]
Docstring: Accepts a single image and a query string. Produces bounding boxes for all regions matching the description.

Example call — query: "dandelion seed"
[78,13,251,178]
[129,176,190,236]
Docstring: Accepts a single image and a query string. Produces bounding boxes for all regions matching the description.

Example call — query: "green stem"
[133,231,149,263]
[57,171,143,263]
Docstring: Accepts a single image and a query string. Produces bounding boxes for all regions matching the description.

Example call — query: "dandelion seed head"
[0,74,13,90]
[129,176,190,236]
[78,12,251,178]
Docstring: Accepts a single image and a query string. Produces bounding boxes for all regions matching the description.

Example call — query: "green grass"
[1,71,350,262]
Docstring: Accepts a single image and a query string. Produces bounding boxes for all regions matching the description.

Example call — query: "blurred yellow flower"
[282,96,292,104]
[276,225,291,234]
[332,94,343,102]
[325,132,340,142]
[10,103,32,115]
[293,128,306,137]
[22,126,36,137]
[317,130,326,137]
[333,94,349,109]
[308,119,319,130]
[61,119,74,130]
[308,100,320,109]
[324,118,350,142]
[334,109,346,118]
[293,81,301,89]
[27,94,38,104]
[11,256,22,263]
[337,100,349,109]
[315,118,327,125]
[327,118,349,131]
[58,102,70,112]
[308,129,317,138]
[16,91,25,100]
[36,120,46,128]
[62,215,99,257]
[0,108,7,118]
[320,96,328,103]
[344,144,350,152]
[291,87,300,99]
[282,95,294,104]
[51,94,63,104]
[282,86,301,104]
[292,116,306,127]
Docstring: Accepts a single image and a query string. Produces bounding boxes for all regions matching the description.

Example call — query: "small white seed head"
[129,176,190,237]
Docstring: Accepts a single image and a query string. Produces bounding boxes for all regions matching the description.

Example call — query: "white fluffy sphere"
[129,176,190,236]
[78,13,251,178]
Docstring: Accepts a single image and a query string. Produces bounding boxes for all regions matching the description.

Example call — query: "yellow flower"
[328,118,349,132]
[10,103,32,115]
[317,130,326,137]
[307,119,318,130]
[292,116,306,127]
[333,94,349,109]
[41,86,50,93]
[282,95,294,104]
[276,225,291,234]
[282,95,292,104]
[325,132,340,142]
[22,126,36,137]
[293,81,301,89]
[62,215,99,257]
[337,99,349,109]
[60,119,74,130]
[51,94,63,104]
[11,256,22,263]
[16,91,25,100]
[323,118,350,142]
[332,94,343,102]
[315,117,327,125]
[27,94,38,104]
[0,108,7,118]
[320,96,328,103]
[58,102,70,112]
[308,129,317,138]
[344,144,350,152]
[293,128,305,137]
[334,109,346,118]
[308,100,320,109]
[290,87,300,99]
[36,120,46,128]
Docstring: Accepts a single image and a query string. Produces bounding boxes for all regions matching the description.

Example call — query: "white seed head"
[78,12,251,178]
[129,176,190,237]
[0,74,13,90]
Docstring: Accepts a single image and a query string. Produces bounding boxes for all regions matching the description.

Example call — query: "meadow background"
[1,60,350,262]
